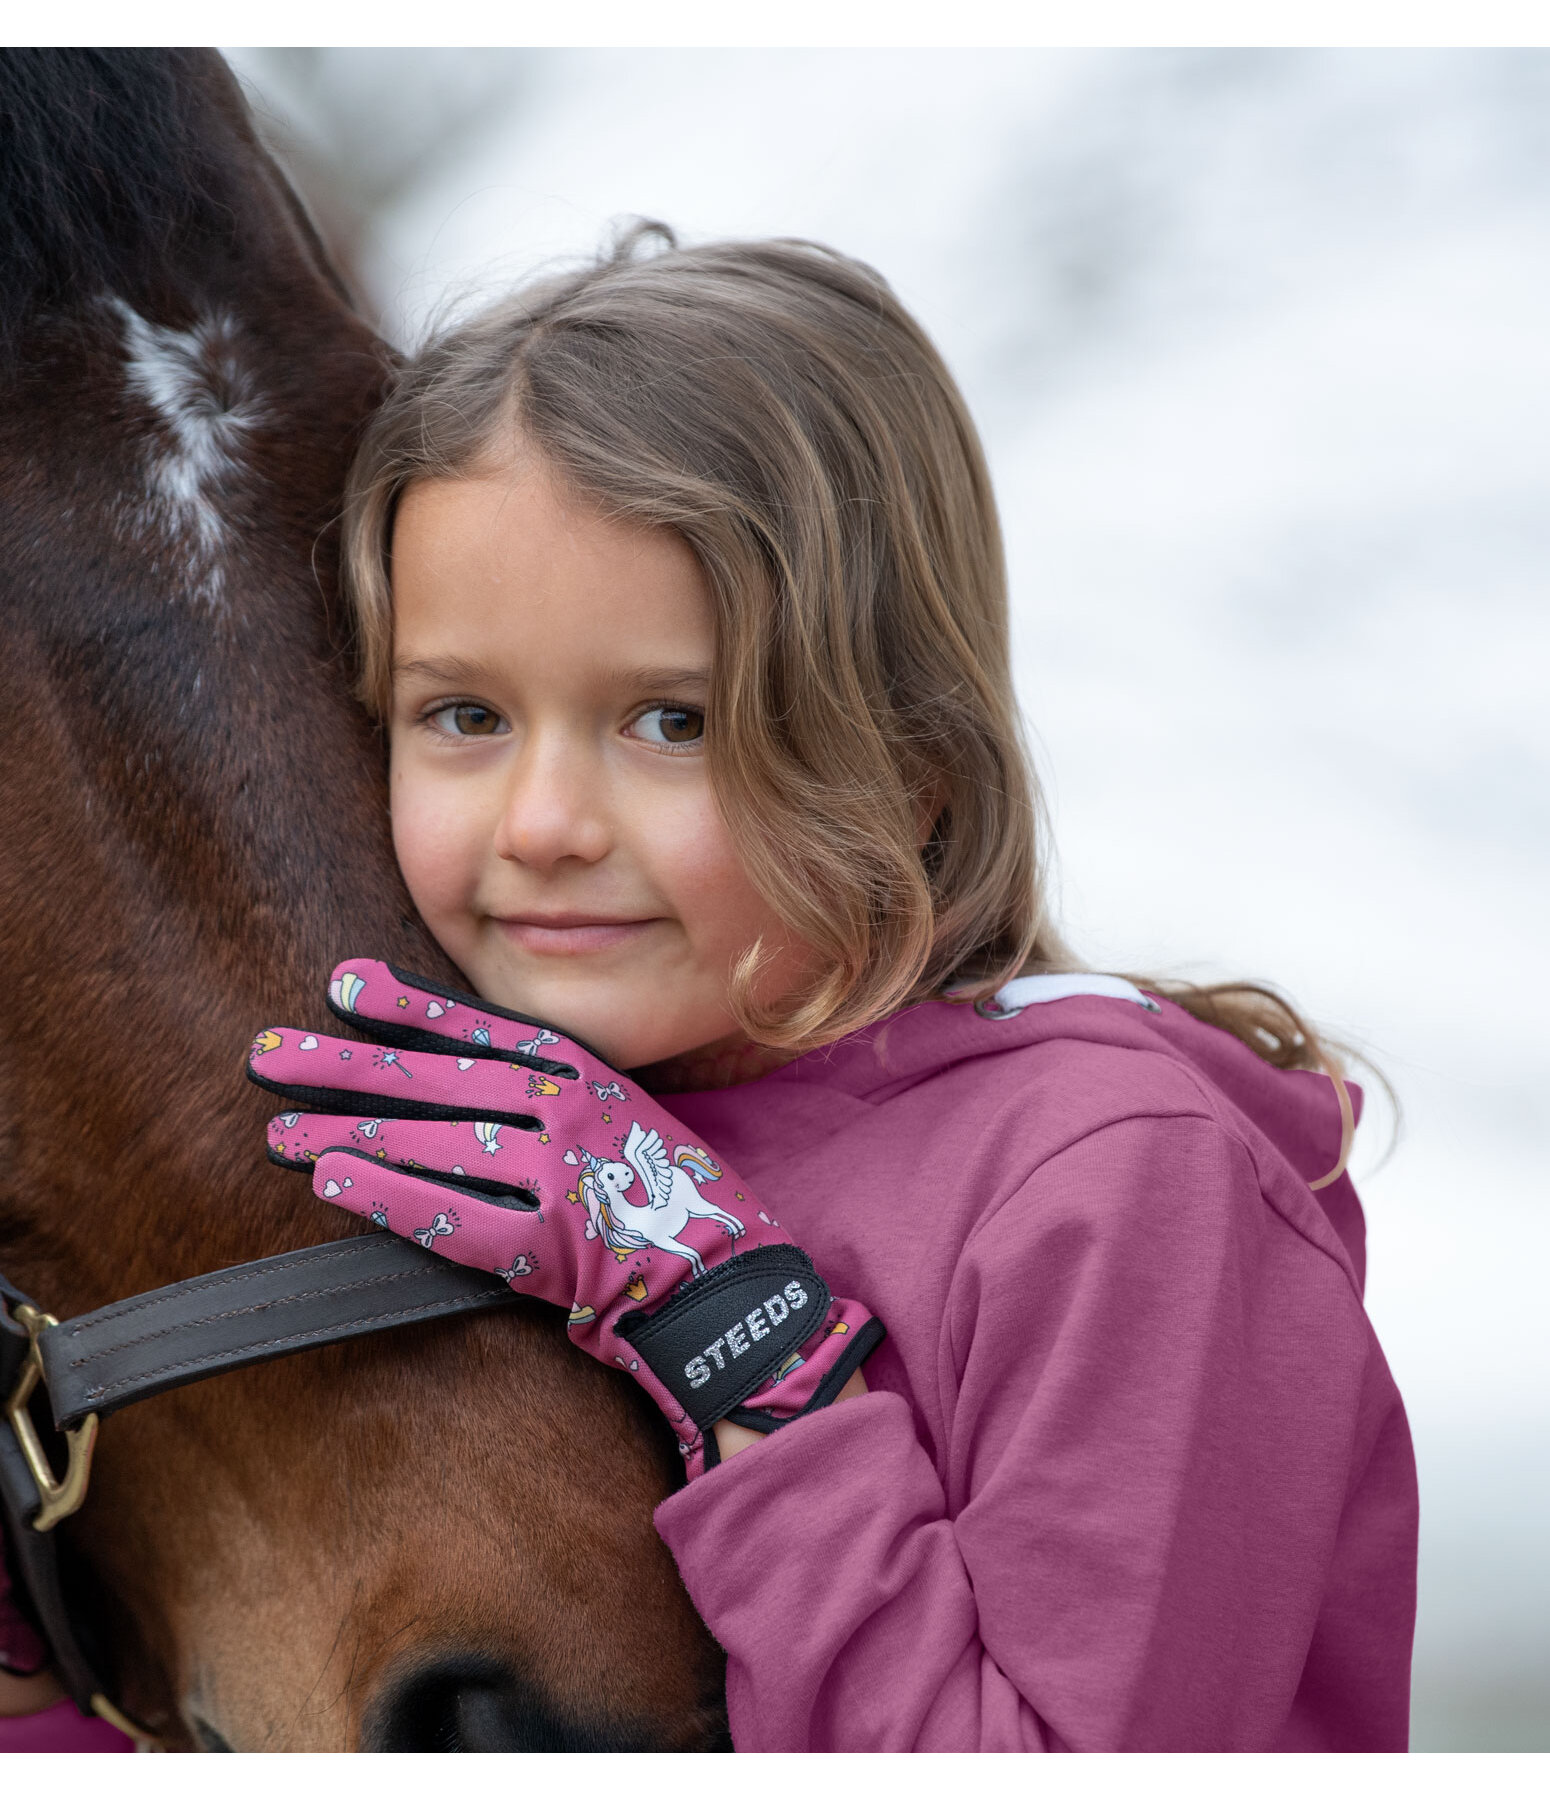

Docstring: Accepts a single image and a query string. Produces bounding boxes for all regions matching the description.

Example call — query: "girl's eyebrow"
[620,665,710,692]
[392,655,497,687]
[392,657,710,691]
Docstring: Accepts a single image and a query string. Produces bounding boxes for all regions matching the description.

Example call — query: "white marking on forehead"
[113,301,263,606]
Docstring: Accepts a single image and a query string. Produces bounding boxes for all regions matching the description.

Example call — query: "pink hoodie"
[655,980,1417,1751]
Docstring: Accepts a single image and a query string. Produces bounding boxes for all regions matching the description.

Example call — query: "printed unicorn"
[569,1122,743,1278]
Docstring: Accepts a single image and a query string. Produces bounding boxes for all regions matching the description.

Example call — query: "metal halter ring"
[3,1303,99,1532]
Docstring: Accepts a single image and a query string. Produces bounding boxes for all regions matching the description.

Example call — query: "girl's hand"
[248,959,884,1477]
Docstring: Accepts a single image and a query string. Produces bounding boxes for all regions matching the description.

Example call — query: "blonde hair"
[343,223,1356,1083]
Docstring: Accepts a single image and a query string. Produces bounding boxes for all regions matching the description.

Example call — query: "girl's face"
[387,449,811,1069]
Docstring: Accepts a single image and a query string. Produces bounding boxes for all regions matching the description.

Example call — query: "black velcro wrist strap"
[615,1244,831,1431]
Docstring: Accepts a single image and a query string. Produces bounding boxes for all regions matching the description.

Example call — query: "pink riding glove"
[248,960,883,1477]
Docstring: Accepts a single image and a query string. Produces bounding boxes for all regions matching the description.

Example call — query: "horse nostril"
[364,1655,666,1752]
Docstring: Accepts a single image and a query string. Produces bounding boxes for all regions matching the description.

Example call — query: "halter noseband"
[1,1234,520,1743]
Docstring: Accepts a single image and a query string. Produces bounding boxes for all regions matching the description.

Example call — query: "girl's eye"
[429,702,507,738]
[631,706,705,750]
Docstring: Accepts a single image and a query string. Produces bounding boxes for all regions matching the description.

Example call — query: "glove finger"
[323,962,667,1117]
[248,1024,557,1125]
[267,1111,559,1206]
[324,959,585,1076]
[309,1150,551,1289]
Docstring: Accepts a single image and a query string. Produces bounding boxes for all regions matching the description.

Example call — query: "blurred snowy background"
[226,47,1549,1751]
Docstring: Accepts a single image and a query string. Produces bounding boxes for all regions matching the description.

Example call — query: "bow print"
[412,1211,457,1249]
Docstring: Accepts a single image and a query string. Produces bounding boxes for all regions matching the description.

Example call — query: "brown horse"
[0,49,724,1750]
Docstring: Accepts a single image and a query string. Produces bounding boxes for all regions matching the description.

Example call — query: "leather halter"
[1,1234,520,1740]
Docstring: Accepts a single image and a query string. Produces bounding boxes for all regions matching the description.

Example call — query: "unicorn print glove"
[248,959,883,1476]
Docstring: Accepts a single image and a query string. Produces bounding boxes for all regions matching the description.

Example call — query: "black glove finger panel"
[247,1031,551,1130]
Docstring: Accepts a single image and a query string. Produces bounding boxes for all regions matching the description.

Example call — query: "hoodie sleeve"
[652,1111,1399,1751]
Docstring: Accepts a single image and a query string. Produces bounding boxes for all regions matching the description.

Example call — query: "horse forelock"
[0,50,246,362]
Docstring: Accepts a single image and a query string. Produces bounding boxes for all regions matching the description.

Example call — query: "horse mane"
[0,49,259,358]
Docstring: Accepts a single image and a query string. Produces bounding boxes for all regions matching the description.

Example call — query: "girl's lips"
[493,916,660,957]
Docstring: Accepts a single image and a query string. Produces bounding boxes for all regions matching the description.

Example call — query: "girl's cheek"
[636,782,746,936]
[650,787,809,991]
[391,767,480,928]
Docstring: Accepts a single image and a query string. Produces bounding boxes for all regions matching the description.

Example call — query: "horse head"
[0,49,724,1750]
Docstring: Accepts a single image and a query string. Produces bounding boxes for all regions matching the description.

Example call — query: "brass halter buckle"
[3,1303,99,1532]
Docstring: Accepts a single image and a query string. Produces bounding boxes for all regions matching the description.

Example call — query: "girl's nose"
[490,735,612,872]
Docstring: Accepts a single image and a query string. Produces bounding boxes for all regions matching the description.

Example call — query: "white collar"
[972,972,1160,1020]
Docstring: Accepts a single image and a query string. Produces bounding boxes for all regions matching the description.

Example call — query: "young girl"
[247,225,1417,1752]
